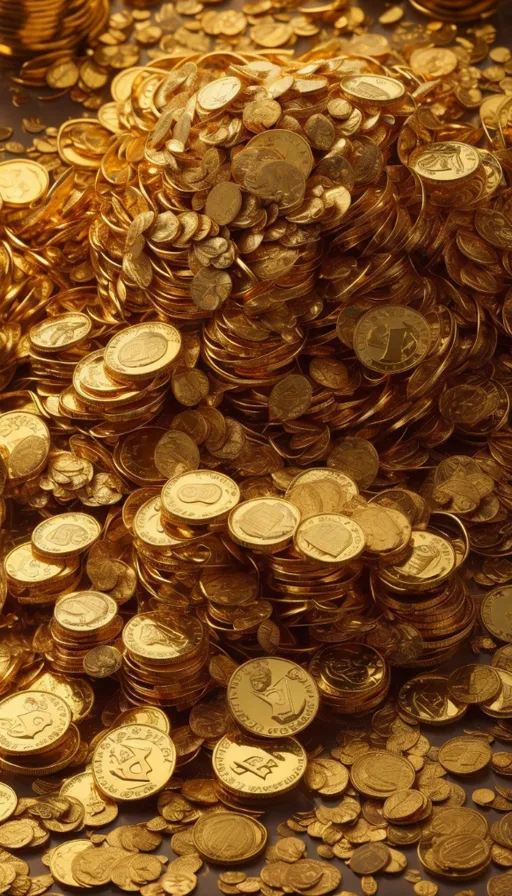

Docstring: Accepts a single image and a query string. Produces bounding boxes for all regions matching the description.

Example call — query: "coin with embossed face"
[0,411,50,481]
[354,305,431,374]
[295,513,365,564]
[92,724,176,801]
[341,74,405,105]
[30,312,92,353]
[0,690,71,755]
[32,512,101,559]
[161,470,240,525]
[229,497,300,552]
[409,141,481,183]
[227,657,319,738]
[213,731,307,798]
[193,813,267,864]
[104,322,181,382]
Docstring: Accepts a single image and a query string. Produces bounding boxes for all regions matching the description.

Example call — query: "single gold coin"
[161,470,240,525]
[472,788,495,807]
[381,531,455,587]
[50,840,92,887]
[295,513,365,564]
[193,813,267,864]
[341,74,405,104]
[228,498,300,552]
[482,587,512,642]
[383,790,427,823]
[0,690,71,755]
[30,312,92,353]
[227,657,319,738]
[0,411,50,481]
[0,159,49,206]
[0,784,17,822]
[434,832,491,872]
[122,611,205,664]
[447,664,502,704]
[409,142,481,183]
[213,731,307,798]
[198,77,241,111]
[92,724,176,801]
[205,182,242,226]
[83,646,123,679]
[398,674,468,725]
[351,751,416,798]
[352,505,411,554]
[353,305,431,374]
[54,591,117,632]
[410,47,458,79]
[349,842,390,874]
[438,736,492,776]
[104,322,182,382]
[60,770,118,827]
[5,542,65,586]
[32,512,101,559]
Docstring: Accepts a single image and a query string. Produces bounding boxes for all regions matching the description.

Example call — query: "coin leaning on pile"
[0,16,511,896]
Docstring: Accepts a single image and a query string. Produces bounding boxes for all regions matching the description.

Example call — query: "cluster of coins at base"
[409,0,501,22]
[0,0,108,63]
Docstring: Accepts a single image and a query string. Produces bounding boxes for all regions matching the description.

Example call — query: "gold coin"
[482,587,512,642]
[380,531,455,587]
[83,645,123,678]
[350,752,416,798]
[409,142,481,183]
[0,411,50,481]
[438,736,492,776]
[383,790,427,823]
[398,674,468,725]
[92,724,176,801]
[488,871,512,896]
[32,512,101,558]
[25,672,94,723]
[295,513,366,564]
[0,159,49,206]
[205,182,242,226]
[353,305,431,374]
[50,840,92,887]
[350,842,390,874]
[341,74,405,105]
[198,77,241,111]
[192,813,267,864]
[447,663,502,704]
[434,832,491,872]
[246,129,314,177]
[0,784,17,823]
[228,498,300,552]
[0,690,71,755]
[104,322,182,382]
[161,470,240,525]
[54,591,117,632]
[122,611,205,664]
[227,657,319,738]
[5,543,65,586]
[212,732,307,798]
[60,770,118,827]
[29,312,92,353]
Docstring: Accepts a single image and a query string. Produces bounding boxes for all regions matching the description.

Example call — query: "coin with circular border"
[5,543,65,587]
[228,497,300,552]
[60,770,119,828]
[0,784,17,823]
[104,322,182,383]
[50,840,92,887]
[0,411,50,481]
[161,470,240,525]
[409,141,481,183]
[192,812,267,864]
[122,611,205,664]
[54,591,118,633]
[438,736,492,776]
[341,74,405,105]
[295,513,365,564]
[227,657,319,738]
[0,159,49,206]
[447,663,502,705]
[353,305,431,374]
[0,690,71,755]
[351,751,416,798]
[213,731,307,798]
[29,313,92,353]
[481,586,512,642]
[398,674,468,726]
[92,724,176,801]
[32,512,101,559]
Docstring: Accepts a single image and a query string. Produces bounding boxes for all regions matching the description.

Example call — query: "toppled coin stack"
[0,0,511,894]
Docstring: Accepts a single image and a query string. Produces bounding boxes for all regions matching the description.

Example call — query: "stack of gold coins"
[0,690,80,777]
[409,0,500,21]
[212,731,308,807]
[5,542,81,605]
[309,643,390,715]
[121,611,210,708]
[45,591,123,675]
[0,0,109,64]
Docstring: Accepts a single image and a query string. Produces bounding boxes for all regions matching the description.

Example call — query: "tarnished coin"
[92,724,176,801]
[193,813,267,864]
[227,657,319,737]
[83,646,123,678]
[353,305,431,374]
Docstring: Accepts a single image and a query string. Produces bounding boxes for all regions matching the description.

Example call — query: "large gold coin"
[447,663,502,704]
[0,159,49,206]
[350,751,416,798]
[482,586,512,642]
[5,543,65,586]
[0,690,71,755]
[193,812,267,864]
[341,74,405,105]
[213,732,307,798]
[438,736,492,776]
[294,513,365,564]
[246,129,314,177]
[228,498,300,552]
[161,470,240,525]
[409,141,481,182]
[104,322,182,382]
[0,411,50,481]
[353,305,431,374]
[92,724,176,801]
[54,591,117,633]
[227,657,319,738]
[31,512,101,559]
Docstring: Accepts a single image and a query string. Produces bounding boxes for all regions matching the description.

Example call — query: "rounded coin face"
[92,725,176,801]
[193,813,267,864]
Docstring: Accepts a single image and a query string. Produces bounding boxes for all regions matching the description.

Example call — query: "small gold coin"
[205,182,242,226]
[351,752,416,798]
[295,513,365,564]
[350,842,390,875]
[227,657,319,738]
[0,159,49,206]
[213,732,307,798]
[228,498,300,552]
[0,784,17,822]
[54,591,117,632]
[482,587,512,642]
[104,322,182,382]
[353,305,431,374]
[83,646,123,678]
[0,690,71,755]
[341,74,405,105]
[161,470,240,525]
[0,411,50,481]
[32,512,101,558]
[193,813,267,864]
[92,724,176,801]
[447,664,502,704]
[398,674,468,725]
[383,790,427,823]
[438,736,492,776]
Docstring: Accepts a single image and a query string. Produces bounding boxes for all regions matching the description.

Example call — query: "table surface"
[1,1,512,895]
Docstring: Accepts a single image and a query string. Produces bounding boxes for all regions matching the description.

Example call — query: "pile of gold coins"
[0,0,108,63]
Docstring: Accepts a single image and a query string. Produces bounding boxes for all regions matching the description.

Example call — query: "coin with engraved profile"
[295,513,365,564]
[92,724,176,801]
[354,305,431,374]
[227,657,319,738]
[0,690,71,755]
[161,470,240,525]
[31,512,101,559]
[193,813,267,864]
[228,498,300,552]
[212,731,307,798]
[104,322,181,382]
